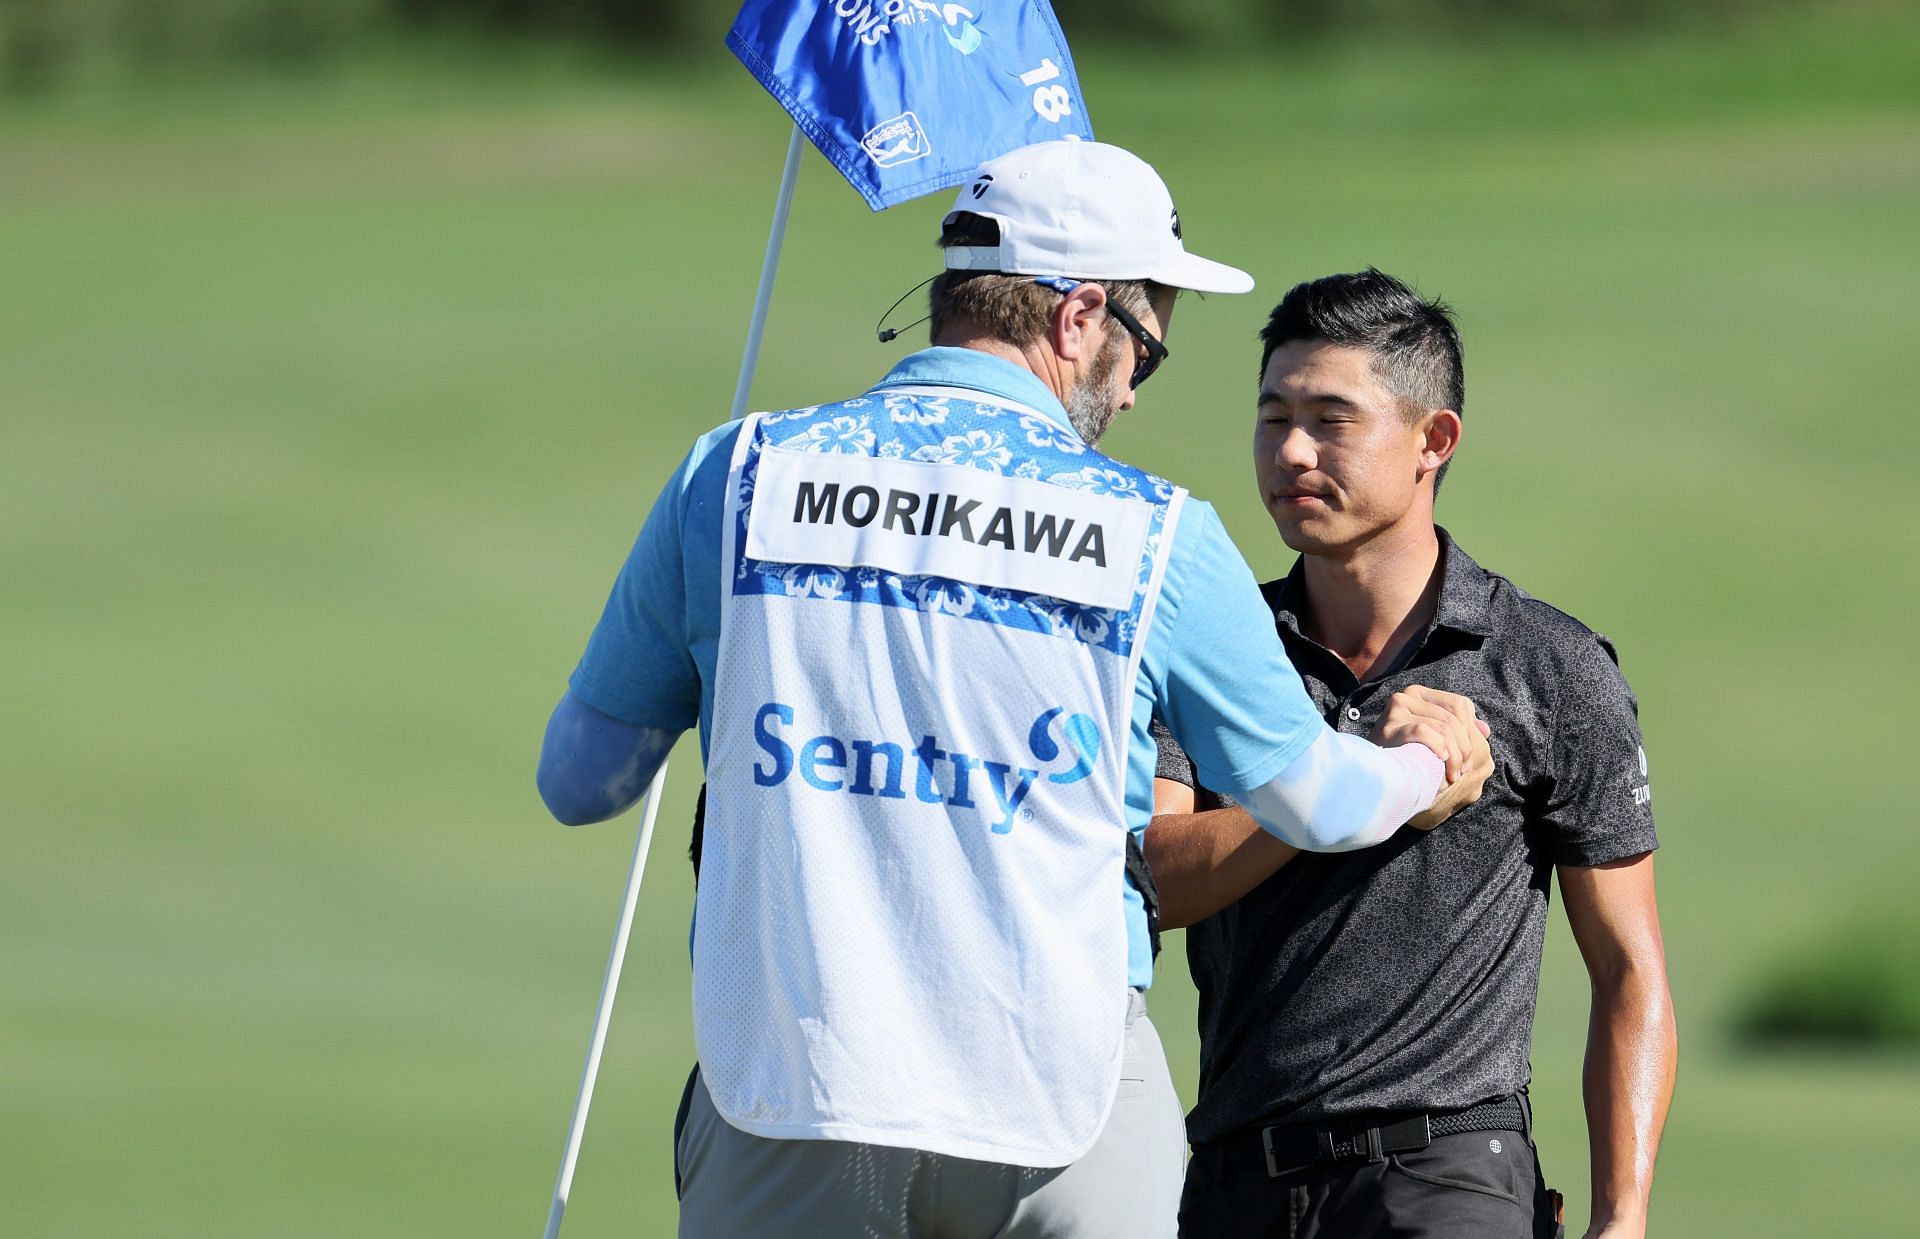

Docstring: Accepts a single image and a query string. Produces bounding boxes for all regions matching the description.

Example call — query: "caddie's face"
[1116,287,1176,407]
[1101,289,1176,411]
[1092,324,1136,414]
[1254,340,1428,555]
[1067,289,1176,444]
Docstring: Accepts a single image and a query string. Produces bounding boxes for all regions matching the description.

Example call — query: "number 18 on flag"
[726,1,1096,211]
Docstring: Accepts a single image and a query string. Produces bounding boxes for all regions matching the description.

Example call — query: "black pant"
[1179,1127,1562,1239]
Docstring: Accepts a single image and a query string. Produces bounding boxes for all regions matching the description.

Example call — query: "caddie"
[535,141,1489,1239]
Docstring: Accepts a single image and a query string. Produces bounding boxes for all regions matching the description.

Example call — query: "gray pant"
[676,991,1184,1238]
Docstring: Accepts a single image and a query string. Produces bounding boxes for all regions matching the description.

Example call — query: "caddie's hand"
[1369,685,1494,830]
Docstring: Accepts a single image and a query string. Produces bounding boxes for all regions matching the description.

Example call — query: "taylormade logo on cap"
[941,141,1254,295]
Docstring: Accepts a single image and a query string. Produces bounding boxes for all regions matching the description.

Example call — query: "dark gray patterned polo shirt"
[1154,531,1658,1142]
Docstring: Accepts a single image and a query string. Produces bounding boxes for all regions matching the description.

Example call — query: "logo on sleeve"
[1631,745,1652,807]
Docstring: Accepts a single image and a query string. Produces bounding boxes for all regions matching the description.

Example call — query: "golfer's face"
[1254,340,1427,554]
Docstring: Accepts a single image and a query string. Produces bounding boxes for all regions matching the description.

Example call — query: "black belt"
[1217,1096,1528,1179]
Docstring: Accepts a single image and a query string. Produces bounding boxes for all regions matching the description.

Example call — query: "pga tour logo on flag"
[861,110,932,168]
[727,0,1095,210]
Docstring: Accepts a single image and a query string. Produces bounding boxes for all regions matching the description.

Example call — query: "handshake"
[1372,685,1495,829]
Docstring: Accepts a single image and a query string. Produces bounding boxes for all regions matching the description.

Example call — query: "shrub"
[1735,914,1920,1048]
[0,0,384,89]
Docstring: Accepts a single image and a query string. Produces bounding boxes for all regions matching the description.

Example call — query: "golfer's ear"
[1418,409,1462,477]
[1051,282,1108,363]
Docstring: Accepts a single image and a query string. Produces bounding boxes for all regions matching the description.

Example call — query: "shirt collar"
[868,347,1074,434]
[1270,527,1495,641]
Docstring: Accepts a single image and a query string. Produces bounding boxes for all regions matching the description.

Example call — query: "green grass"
[4,11,1919,1234]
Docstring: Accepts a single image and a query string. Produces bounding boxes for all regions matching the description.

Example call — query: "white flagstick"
[543,123,805,1239]
[541,760,669,1239]
[730,124,806,421]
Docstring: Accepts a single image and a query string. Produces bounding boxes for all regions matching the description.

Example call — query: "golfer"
[1151,270,1678,1239]
[536,145,1487,1238]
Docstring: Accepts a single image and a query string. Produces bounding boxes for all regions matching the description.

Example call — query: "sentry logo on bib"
[751,703,1099,834]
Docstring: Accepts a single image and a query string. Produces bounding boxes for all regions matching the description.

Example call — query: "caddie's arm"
[1560,855,1676,1239]
[1154,504,1484,859]
[1231,685,1491,852]
[536,420,739,828]
[537,690,678,826]
[1147,688,1488,926]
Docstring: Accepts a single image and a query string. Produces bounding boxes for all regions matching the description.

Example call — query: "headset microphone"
[874,273,939,344]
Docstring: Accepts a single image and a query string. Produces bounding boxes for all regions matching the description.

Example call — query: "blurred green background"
[5,1,1918,1234]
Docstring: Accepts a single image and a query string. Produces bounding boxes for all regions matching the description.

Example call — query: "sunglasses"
[1031,277,1169,390]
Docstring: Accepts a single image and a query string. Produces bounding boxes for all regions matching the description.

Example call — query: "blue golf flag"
[727,1,1095,211]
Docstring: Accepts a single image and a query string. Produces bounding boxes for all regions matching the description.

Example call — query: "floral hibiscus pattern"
[886,394,950,426]
[1049,466,1143,497]
[777,414,876,455]
[910,428,1013,473]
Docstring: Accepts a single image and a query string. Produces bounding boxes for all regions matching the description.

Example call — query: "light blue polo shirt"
[573,347,1323,988]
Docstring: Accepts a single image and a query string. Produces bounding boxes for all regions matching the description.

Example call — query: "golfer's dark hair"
[1259,269,1465,492]
[929,212,1157,346]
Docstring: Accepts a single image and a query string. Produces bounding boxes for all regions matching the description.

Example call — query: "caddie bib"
[694,384,1184,1167]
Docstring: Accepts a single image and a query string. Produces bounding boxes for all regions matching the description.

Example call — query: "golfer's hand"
[1369,686,1493,830]
[1580,1223,1646,1239]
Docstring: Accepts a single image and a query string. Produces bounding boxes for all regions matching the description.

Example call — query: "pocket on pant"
[1386,1131,1530,1206]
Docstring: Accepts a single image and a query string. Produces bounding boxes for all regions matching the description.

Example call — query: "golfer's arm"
[1560,854,1677,1235]
[1146,779,1299,930]
[536,690,678,826]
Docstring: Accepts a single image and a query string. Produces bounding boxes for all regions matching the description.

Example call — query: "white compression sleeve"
[1237,727,1447,852]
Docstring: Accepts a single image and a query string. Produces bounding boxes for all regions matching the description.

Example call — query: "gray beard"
[1063,330,1127,444]
[1064,381,1117,445]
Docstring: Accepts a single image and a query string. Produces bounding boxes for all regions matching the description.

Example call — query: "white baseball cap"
[940,141,1254,295]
